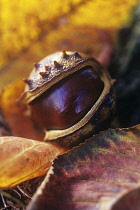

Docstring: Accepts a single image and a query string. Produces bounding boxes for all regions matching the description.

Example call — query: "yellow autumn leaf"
[0,0,137,68]
[0,136,66,188]
[70,0,138,28]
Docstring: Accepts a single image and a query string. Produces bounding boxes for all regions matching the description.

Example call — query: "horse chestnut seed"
[30,66,104,130]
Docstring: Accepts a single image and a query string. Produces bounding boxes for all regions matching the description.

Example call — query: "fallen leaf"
[70,0,137,28]
[27,124,140,210]
[0,136,66,188]
[0,80,44,140]
[0,0,137,68]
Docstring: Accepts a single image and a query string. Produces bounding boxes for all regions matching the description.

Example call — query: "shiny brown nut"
[21,51,115,147]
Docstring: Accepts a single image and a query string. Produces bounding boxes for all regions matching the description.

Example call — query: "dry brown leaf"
[0,136,66,188]
[27,124,140,210]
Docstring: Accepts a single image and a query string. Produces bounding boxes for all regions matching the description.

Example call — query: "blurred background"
[0,0,138,88]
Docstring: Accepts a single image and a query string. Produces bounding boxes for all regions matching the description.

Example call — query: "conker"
[30,66,104,130]
[21,50,114,145]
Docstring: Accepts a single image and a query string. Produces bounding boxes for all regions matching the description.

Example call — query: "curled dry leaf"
[0,80,44,140]
[0,136,66,188]
[27,124,140,210]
